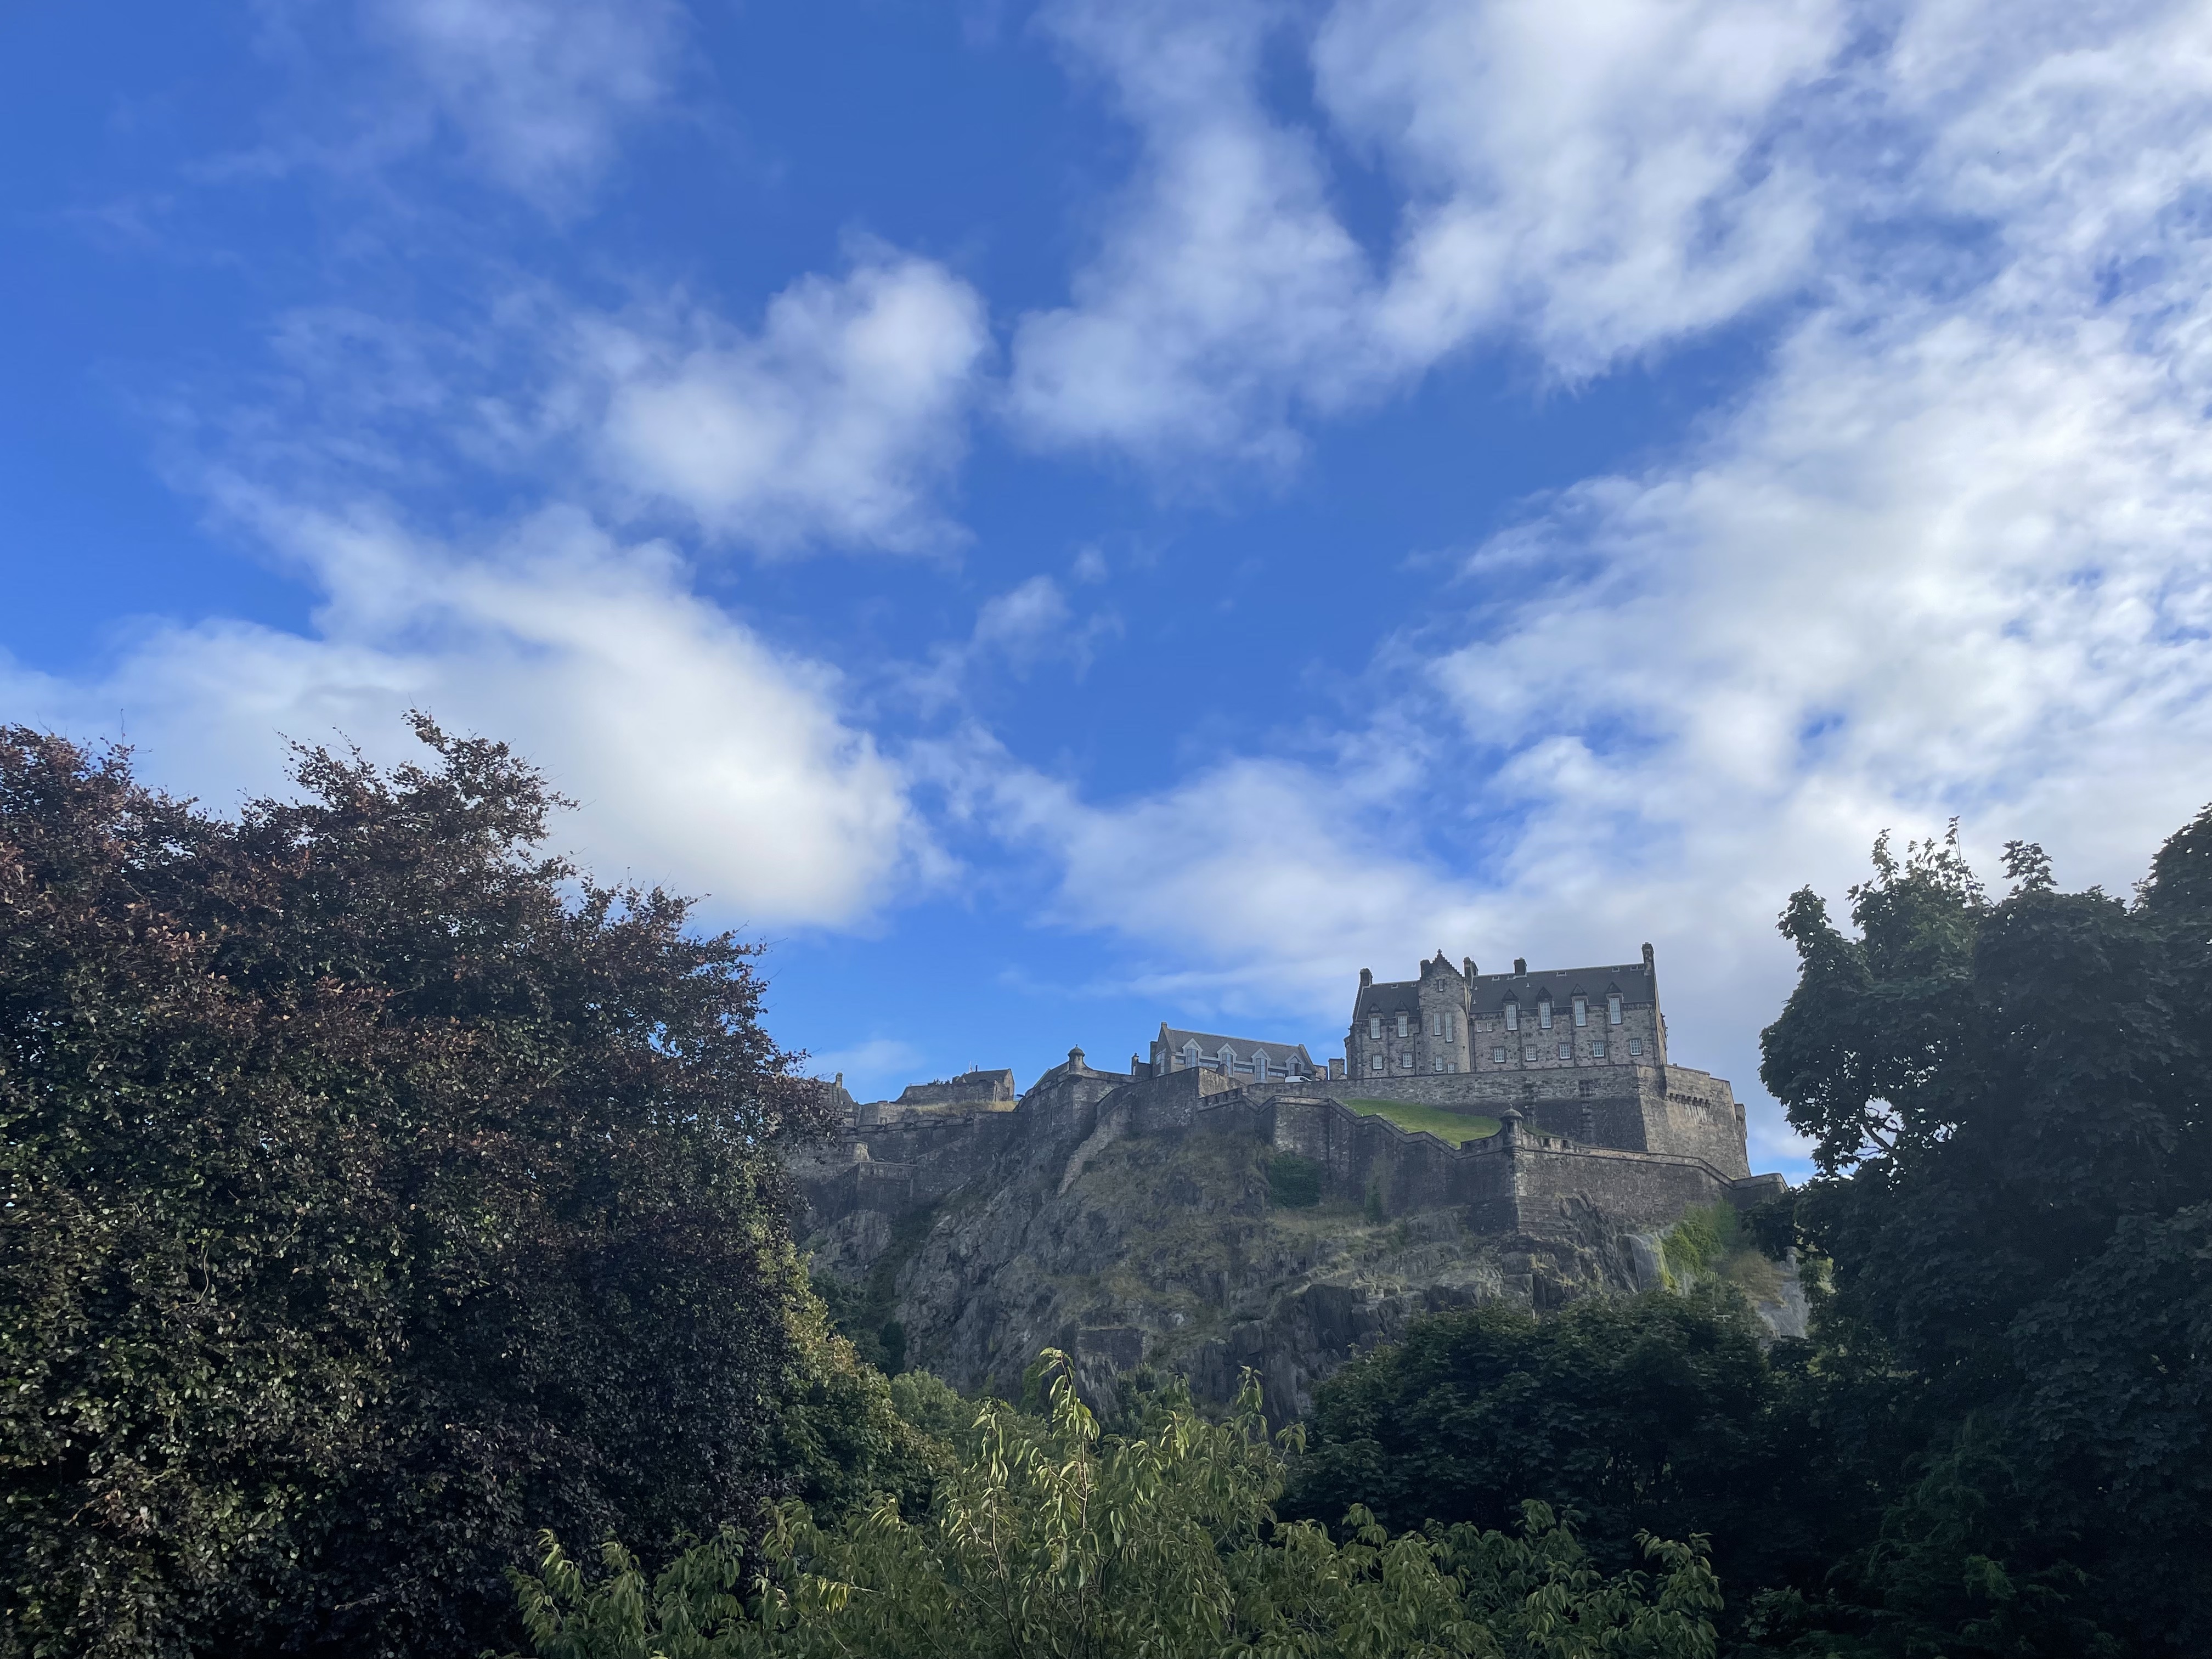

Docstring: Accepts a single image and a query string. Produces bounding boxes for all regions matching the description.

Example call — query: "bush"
[505,1353,1723,1659]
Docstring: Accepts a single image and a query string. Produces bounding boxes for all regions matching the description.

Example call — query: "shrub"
[505,1353,1723,1659]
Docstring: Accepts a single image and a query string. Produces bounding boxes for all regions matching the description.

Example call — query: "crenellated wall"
[794,1051,1770,1247]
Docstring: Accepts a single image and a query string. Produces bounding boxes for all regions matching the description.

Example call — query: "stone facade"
[1348,946,1666,1083]
[788,951,1785,1415]
[1148,1024,1318,1081]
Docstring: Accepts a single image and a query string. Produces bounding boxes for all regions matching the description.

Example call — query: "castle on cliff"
[811,944,1779,1245]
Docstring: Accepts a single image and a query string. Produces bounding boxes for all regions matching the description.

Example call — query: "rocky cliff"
[796,1053,1797,1423]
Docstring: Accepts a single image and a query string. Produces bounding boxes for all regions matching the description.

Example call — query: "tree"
[506,1352,1724,1659]
[0,721,830,1658]
[1758,816,2212,1656]
[1280,1289,1867,1623]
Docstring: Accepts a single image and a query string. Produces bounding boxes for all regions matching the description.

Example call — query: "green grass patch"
[1342,1098,1501,1146]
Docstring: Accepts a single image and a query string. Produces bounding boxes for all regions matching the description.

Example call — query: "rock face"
[793,1052,1791,1425]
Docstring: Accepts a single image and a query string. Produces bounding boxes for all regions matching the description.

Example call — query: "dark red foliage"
[0,718,830,1658]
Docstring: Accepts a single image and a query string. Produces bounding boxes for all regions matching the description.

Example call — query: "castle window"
[1396,1012,1409,1039]
[1523,1045,1538,1062]
[1398,1051,1414,1069]
[1504,1000,1519,1032]
[1592,1041,1606,1059]
[1558,1043,1572,1060]
[1578,1080,1595,1097]
[1572,995,1588,1026]
[1607,994,1623,1025]
[1446,1012,1457,1041]
[1369,1015,1382,1041]
[1628,1039,1643,1057]
[1492,1047,1506,1063]
[1538,998,1553,1029]
[1369,1053,1383,1074]
[1181,1041,1199,1067]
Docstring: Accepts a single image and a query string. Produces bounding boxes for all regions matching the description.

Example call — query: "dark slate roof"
[1468,962,1655,1015]
[1352,979,1422,1020]
[1156,1025,1314,1066]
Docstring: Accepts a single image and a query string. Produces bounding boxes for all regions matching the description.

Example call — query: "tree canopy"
[506,1354,1724,1659]
[1281,1290,1859,1613]
[1758,815,2212,1655]
[0,721,829,1658]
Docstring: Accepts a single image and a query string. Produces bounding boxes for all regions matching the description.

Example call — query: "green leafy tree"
[1282,1290,1864,1617]
[1758,815,2212,1655]
[0,723,829,1659]
[507,1352,1723,1659]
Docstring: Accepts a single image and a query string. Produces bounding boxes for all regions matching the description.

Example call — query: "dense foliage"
[0,723,830,1659]
[1756,817,2212,1656]
[507,1354,1724,1659]
[1282,1290,1860,1611]
[1285,810,2212,1657]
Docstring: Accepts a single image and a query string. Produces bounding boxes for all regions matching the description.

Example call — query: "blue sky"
[8,0,2212,1177]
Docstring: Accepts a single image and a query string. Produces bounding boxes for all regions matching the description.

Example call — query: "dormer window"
[1538,998,1553,1030]
[1504,1000,1519,1031]
[1395,1012,1409,1039]
[1607,994,1623,1025]
[1182,1041,1199,1067]
[1572,995,1588,1027]
[1368,1015,1383,1041]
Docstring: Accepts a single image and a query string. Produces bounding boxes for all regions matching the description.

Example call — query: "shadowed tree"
[1758,816,2212,1656]
[0,719,831,1659]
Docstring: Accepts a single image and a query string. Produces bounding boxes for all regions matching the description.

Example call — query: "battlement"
[797,944,1772,1245]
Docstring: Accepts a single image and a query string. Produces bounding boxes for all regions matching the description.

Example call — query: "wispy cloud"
[4,496,937,928]
[586,252,992,554]
[365,0,690,207]
[1008,0,1841,464]
[973,0,2212,1171]
[215,249,992,557]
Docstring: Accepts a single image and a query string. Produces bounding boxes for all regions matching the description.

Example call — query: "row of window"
[1487,1038,1643,1063]
[1370,996,1629,1043]
[1367,1053,1463,1073]
[1502,993,1624,1033]
[1175,1041,1308,1079]
[1363,1037,1646,1073]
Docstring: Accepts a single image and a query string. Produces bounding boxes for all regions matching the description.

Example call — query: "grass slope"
[1342,1098,1501,1146]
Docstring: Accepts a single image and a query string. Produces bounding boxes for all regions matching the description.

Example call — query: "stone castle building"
[814,942,1767,1224]
[793,942,1786,1417]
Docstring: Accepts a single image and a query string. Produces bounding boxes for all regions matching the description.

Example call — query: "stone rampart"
[798,1057,1770,1250]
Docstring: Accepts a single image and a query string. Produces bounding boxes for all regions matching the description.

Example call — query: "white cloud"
[1008,0,1379,462]
[973,0,2212,1174]
[578,254,992,552]
[228,252,991,556]
[368,0,687,205]
[2,499,932,928]
[806,1037,930,1102]
[1008,0,1842,461]
[1318,0,1841,374]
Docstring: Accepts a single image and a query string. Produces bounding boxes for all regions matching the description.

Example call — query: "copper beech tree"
[0,720,830,1659]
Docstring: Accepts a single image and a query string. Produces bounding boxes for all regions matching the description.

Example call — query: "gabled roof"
[1352,979,1421,1019]
[1469,961,1654,1016]
[1155,1024,1314,1066]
